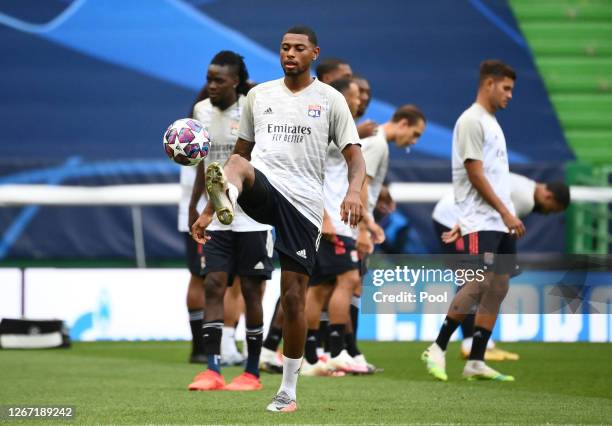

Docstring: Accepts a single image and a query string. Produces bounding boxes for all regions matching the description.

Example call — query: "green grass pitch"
[1,341,611,424]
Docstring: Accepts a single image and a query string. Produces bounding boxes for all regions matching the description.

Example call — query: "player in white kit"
[178,52,254,365]
[185,51,274,392]
[422,60,524,382]
[341,104,426,366]
[432,173,570,361]
[192,26,366,412]
[302,77,371,376]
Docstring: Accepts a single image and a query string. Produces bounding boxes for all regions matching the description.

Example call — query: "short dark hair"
[391,104,426,126]
[329,77,354,95]
[316,58,348,80]
[210,50,250,96]
[547,181,571,209]
[352,73,368,83]
[285,25,318,46]
[479,59,516,84]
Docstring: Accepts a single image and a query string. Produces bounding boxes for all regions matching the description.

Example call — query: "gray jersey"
[238,78,360,229]
[451,103,514,235]
[361,128,389,216]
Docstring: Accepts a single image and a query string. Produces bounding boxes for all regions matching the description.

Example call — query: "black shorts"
[237,168,321,275]
[185,232,205,276]
[461,231,519,276]
[202,230,274,280]
[310,235,360,285]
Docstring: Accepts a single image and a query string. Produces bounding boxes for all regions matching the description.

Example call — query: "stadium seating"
[511,0,612,164]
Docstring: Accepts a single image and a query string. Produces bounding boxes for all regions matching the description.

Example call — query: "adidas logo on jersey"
[263,107,273,115]
[296,249,307,259]
[253,261,264,270]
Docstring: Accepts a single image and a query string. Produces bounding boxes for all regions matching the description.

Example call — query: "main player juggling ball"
[192,26,365,412]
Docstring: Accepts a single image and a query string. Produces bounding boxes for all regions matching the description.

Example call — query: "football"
[163,118,211,166]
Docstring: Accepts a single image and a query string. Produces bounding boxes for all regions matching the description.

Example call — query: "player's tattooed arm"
[341,144,366,228]
[231,138,255,161]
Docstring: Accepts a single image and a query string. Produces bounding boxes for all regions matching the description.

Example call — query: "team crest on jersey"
[230,121,239,136]
[307,104,321,118]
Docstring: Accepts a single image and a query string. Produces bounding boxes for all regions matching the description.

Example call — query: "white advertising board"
[0,268,22,320]
[23,268,282,341]
[25,269,193,341]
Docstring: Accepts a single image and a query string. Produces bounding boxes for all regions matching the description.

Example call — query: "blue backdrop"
[0,0,571,260]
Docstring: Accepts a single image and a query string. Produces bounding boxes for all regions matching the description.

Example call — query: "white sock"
[278,356,302,400]
[227,182,238,208]
[431,342,444,353]
[466,359,485,369]
[221,326,236,356]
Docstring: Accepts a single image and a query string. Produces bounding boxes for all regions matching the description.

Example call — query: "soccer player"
[422,59,524,382]
[360,105,426,218]
[192,26,365,412]
[432,173,570,360]
[186,51,274,392]
[345,104,426,367]
[302,77,371,376]
[179,65,248,365]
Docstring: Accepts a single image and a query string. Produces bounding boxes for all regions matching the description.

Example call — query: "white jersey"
[177,96,271,233]
[238,78,360,229]
[323,143,353,238]
[432,173,536,228]
[509,174,536,218]
[451,103,514,235]
[361,127,389,215]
